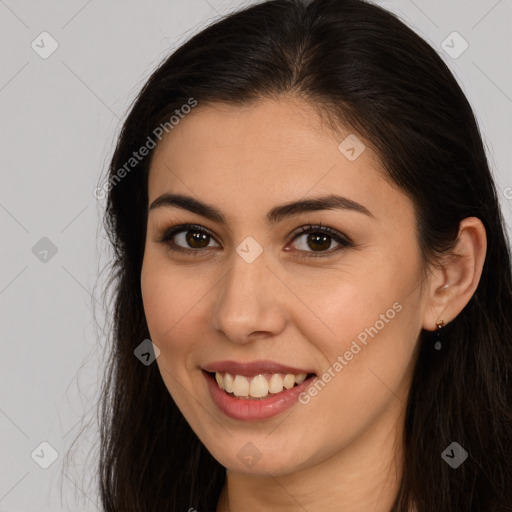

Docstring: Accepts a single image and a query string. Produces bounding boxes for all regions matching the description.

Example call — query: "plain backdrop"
[1,0,511,510]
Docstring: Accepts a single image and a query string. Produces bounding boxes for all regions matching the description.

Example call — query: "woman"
[96,0,512,510]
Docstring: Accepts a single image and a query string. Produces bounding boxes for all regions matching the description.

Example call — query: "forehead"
[147,97,409,225]
[151,97,369,164]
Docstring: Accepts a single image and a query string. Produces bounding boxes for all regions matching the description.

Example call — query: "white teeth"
[268,373,283,394]
[283,374,295,389]
[214,371,309,399]
[232,375,249,397]
[295,373,307,384]
[224,372,234,393]
[249,374,268,397]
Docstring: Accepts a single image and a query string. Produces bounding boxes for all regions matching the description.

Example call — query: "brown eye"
[302,233,333,252]
[158,224,220,254]
[183,230,210,249]
[289,224,353,258]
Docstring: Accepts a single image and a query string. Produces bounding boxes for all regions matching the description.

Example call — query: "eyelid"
[290,223,353,244]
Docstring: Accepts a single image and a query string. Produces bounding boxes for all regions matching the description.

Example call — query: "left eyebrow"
[148,193,374,224]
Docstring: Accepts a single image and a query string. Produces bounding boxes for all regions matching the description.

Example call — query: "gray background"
[1,0,511,510]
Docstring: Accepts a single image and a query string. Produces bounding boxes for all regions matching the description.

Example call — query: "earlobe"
[422,217,487,331]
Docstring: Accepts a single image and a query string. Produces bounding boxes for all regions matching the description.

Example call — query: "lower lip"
[202,370,316,421]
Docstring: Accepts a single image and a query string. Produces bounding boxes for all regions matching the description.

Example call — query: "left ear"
[421,217,487,331]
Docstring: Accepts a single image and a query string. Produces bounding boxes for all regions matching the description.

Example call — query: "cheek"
[291,260,412,346]
[141,269,174,343]
[141,255,203,344]
[140,261,196,404]
[296,251,422,390]
[291,288,418,461]
[140,256,216,391]
[141,265,192,400]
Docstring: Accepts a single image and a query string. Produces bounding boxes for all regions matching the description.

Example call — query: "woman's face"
[141,96,428,476]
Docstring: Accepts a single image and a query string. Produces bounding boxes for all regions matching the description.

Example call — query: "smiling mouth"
[206,371,317,400]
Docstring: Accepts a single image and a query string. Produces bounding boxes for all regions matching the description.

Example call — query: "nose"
[210,251,287,345]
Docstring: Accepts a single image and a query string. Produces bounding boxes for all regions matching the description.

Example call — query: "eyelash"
[156,222,353,259]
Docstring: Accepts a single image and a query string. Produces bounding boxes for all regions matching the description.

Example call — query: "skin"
[140,96,487,512]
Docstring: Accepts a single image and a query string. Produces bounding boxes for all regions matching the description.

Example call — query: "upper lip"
[202,360,315,377]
